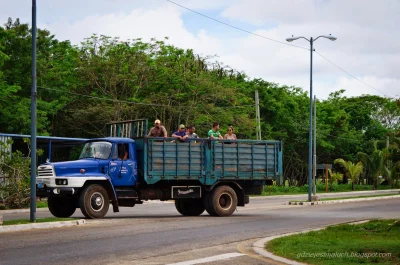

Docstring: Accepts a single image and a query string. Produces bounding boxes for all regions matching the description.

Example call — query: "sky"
[1,0,399,100]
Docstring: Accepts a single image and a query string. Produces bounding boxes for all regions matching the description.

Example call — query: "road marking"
[165,253,245,265]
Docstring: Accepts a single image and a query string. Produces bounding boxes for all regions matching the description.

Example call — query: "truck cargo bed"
[136,138,282,185]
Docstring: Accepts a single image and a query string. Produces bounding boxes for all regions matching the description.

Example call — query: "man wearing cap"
[172,124,188,141]
[148,119,168,138]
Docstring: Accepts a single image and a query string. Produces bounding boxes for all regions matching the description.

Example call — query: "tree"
[0,18,77,135]
[357,142,386,189]
[328,169,343,191]
[333,159,363,190]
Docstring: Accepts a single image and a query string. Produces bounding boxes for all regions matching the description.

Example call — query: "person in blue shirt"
[172,124,188,141]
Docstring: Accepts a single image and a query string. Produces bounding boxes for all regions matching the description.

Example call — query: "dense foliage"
[1,18,399,186]
[0,139,42,208]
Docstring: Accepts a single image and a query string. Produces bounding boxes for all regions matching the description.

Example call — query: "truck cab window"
[115,143,129,160]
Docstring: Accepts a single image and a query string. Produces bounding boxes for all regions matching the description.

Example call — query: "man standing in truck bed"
[208,122,223,140]
[148,119,168,138]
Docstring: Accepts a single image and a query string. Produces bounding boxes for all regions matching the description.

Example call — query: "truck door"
[109,143,135,187]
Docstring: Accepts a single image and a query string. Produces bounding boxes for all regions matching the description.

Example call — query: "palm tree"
[334,159,363,190]
[357,142,385,189]
[384,163,400,188]
[328,169,343,191]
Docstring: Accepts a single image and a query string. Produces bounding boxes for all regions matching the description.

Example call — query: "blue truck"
[37,119,283,218]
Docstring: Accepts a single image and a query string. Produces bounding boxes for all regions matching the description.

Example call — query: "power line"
[315,51,396,99]
[317,132,362,143]
[38,86,169,107]
[166,0,309,51]
[37,86,254,109]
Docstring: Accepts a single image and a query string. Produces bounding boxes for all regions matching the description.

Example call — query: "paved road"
[0,194,399,265]
[2,189,399,221]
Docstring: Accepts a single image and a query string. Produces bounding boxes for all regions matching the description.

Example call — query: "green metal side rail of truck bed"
[135,138,283,186]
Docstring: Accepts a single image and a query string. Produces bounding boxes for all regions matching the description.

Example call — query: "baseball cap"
[154,119,161,124]
[179,124,185,129]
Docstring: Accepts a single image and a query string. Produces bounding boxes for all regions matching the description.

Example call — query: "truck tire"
[175,200,184,215]
[210,185,238,217]
[48,197,76,218]
[175,199,205,216]
[203,192,217,216]
[79,184,110,219]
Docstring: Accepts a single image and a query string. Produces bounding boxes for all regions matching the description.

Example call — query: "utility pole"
[325,164,329,192]
[30,0,37,222]
[313,95,317,195]
[387,135,391,169]
[255,90,261,140]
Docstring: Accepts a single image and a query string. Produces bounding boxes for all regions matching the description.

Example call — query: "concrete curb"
[287,195,400,205]
[251,189,400,199]
[253,220,370,265]
[0,219,86,233]
[0,207,49,214]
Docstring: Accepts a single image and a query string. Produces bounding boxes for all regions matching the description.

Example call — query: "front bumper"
[36,185,80,197]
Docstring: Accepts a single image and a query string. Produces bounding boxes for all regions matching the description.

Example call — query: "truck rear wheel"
[48,197,77,218]
[204,192,217,216]
[79,184,109,219]
[175,199,205,216]
[210,185,237,217]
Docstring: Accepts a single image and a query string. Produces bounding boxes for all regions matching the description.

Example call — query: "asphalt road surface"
[1,192,399,265]
[3,189,399,221]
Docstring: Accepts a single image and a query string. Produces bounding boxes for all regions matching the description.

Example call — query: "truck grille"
[38,165,55,178]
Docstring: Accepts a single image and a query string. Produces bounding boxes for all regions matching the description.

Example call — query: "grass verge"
[266,219,400,265]
[289,193,400,203]
[262,183,396,196]
[321,194,400,201]
[3,217,77,226]
[0,200,48,210]
[36,201,48,208]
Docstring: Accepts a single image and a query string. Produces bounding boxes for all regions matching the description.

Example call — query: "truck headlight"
[55,179,68,185]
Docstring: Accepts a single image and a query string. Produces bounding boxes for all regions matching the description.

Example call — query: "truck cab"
[37,138,138,218]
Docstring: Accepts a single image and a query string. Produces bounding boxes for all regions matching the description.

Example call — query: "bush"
[0,139,42,209]
[262,182,389,195]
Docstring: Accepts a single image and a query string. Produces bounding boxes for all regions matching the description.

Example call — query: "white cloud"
[1,0,399,99]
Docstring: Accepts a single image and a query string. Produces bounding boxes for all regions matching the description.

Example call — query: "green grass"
[3,217,77,226]
[36,201,48,208]
[0,200,48,210]
[321,194,400,201]
[266,219,400,265]
[262,183,396,196]
[289,193,400,203]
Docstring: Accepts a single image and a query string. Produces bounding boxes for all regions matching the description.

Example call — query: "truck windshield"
[79,141,112,160]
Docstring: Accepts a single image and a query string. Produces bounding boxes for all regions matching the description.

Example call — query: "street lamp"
[286,34,336,202]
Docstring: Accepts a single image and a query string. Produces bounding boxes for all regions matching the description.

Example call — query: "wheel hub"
[219,193,233,210]
[90,192,104,212]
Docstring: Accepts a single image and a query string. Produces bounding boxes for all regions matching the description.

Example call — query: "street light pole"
[286,34,336,202]
[308,37,313,201]
[313,95,317,195]
[30,0,37,222]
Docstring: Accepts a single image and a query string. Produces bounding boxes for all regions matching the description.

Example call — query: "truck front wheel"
[210,185,238,217]
[175,199,205,216]
[48,197,77,218]
[79,184,110,219]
